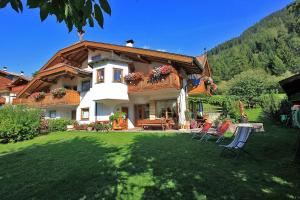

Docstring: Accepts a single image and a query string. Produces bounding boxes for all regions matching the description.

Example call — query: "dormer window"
[113,68,123,83]
[97,68,105,83]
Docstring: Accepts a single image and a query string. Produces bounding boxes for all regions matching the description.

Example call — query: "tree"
[0,0,111,33]
[226,69,285,107]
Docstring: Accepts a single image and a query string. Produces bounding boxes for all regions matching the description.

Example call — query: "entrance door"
[121,107,129,129]
[121,107,128,118]
[71,110,76,120]
[134,104,149,126]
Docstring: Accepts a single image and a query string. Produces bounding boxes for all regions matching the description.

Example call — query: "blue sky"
[0,0,294,76]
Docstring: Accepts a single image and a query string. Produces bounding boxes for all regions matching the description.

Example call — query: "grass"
[203,103,222,113]
[0,109,300,199]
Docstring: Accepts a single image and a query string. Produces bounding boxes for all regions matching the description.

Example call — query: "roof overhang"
[18,64,91,98]
[279,73,300,96]
[39,41,203,74]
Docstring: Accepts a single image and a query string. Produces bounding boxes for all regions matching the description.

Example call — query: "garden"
[0,109,299,199]
[0,69,300,199]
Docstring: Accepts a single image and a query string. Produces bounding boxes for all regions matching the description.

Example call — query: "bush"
[226,69,289,107]
[0,105,42,143]
[47,118,75,132]
[259,93,291,122]
[221,99,240,123]
[94,122,111,132]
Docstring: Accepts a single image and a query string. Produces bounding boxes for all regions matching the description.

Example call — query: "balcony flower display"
[32,92,46,101]
[124,72,143,84]
[51,88,66,98]
[149,65,172,83]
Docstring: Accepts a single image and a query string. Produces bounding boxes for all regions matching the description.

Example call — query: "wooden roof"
[38,41,203,74]
[18,40,203,97]
[0,76,13,92]
[280,73,300,101]
[196,54,212,77]
[18,64,91,97]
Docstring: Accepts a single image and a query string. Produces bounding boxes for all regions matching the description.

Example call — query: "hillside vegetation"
[208,2,300,82]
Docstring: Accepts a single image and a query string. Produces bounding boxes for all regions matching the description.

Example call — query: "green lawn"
[0,111,300,199]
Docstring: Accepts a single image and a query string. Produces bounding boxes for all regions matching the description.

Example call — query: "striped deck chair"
[200,120,231,143]
[192,122,212,139]
[220,124,253,158]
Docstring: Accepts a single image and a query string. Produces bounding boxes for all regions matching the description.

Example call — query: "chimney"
[20,71,24,76]
[3,66,7,71]
[126,39,134,47]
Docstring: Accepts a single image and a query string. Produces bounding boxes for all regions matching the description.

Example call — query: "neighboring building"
[13,40,212,129]
[0,69,30,106]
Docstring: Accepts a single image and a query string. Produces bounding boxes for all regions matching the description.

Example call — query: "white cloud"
[157,49,167,52]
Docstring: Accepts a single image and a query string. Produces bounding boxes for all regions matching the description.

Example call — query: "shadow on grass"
[119,133,300,199]
[0,129,299,200]
[0,137,120,200]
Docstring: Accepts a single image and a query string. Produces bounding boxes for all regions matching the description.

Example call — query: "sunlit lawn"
[0,109,299,199]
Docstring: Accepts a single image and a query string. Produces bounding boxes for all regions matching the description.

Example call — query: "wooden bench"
[141,119,168,130]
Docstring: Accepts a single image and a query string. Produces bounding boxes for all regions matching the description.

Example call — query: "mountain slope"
[208,2,300,81]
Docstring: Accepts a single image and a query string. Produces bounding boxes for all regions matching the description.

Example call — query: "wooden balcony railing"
[128,72,181,93]
[13,90,80,108]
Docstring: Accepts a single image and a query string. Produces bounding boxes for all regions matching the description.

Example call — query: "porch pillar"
[178,79,187,126]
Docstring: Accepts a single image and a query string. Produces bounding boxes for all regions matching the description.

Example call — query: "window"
[97,68,105,83]
[81,80,91,92]
[113,68,123,83]
[156,100,177,119]
[81,108,89,120]
[49,110,56,119]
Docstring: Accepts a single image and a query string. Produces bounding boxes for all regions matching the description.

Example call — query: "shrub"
[259,93,290,122]
[0,105,42,143]
[221,99,240,123]
[95,122,111,132]
[109,112,126,121]
[47,118,75,132]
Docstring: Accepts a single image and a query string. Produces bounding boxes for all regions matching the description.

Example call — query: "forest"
[208,2,300,82]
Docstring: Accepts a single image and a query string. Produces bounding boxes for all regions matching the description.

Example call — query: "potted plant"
[109,112,126,130]
[87,123,94,131]
[148,65,172,83]
[32,92,46,101]
[124,72,143,85]
[51,88,66,98]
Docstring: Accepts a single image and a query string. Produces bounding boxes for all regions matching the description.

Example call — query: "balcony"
[13,90,80,108]
[128,72,181,93]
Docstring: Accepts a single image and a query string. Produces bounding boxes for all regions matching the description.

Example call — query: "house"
[0,68,30,106]
[13,40,213,129]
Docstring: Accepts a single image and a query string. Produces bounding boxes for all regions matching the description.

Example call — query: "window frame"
[49,110,56,119]
[81,80,91,92]
[113,68,123,83]
[81,108,89,120]
[96,68,105,83]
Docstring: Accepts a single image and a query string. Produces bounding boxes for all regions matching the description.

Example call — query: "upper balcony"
[13,89,80,108]
[127,72,181,93]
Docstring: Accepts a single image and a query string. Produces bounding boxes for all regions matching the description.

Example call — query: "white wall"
[44,107,74,119]
[90,61,129,101]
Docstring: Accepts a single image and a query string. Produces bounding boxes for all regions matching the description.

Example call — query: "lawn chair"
[220,124,253,158]
[192,122,212,139]
[199,120,231,143]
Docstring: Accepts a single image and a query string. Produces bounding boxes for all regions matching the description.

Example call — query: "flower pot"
[67,125,74,131]
[185,121,191,130]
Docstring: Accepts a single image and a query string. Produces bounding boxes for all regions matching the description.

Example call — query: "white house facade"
[13,40,211,129]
